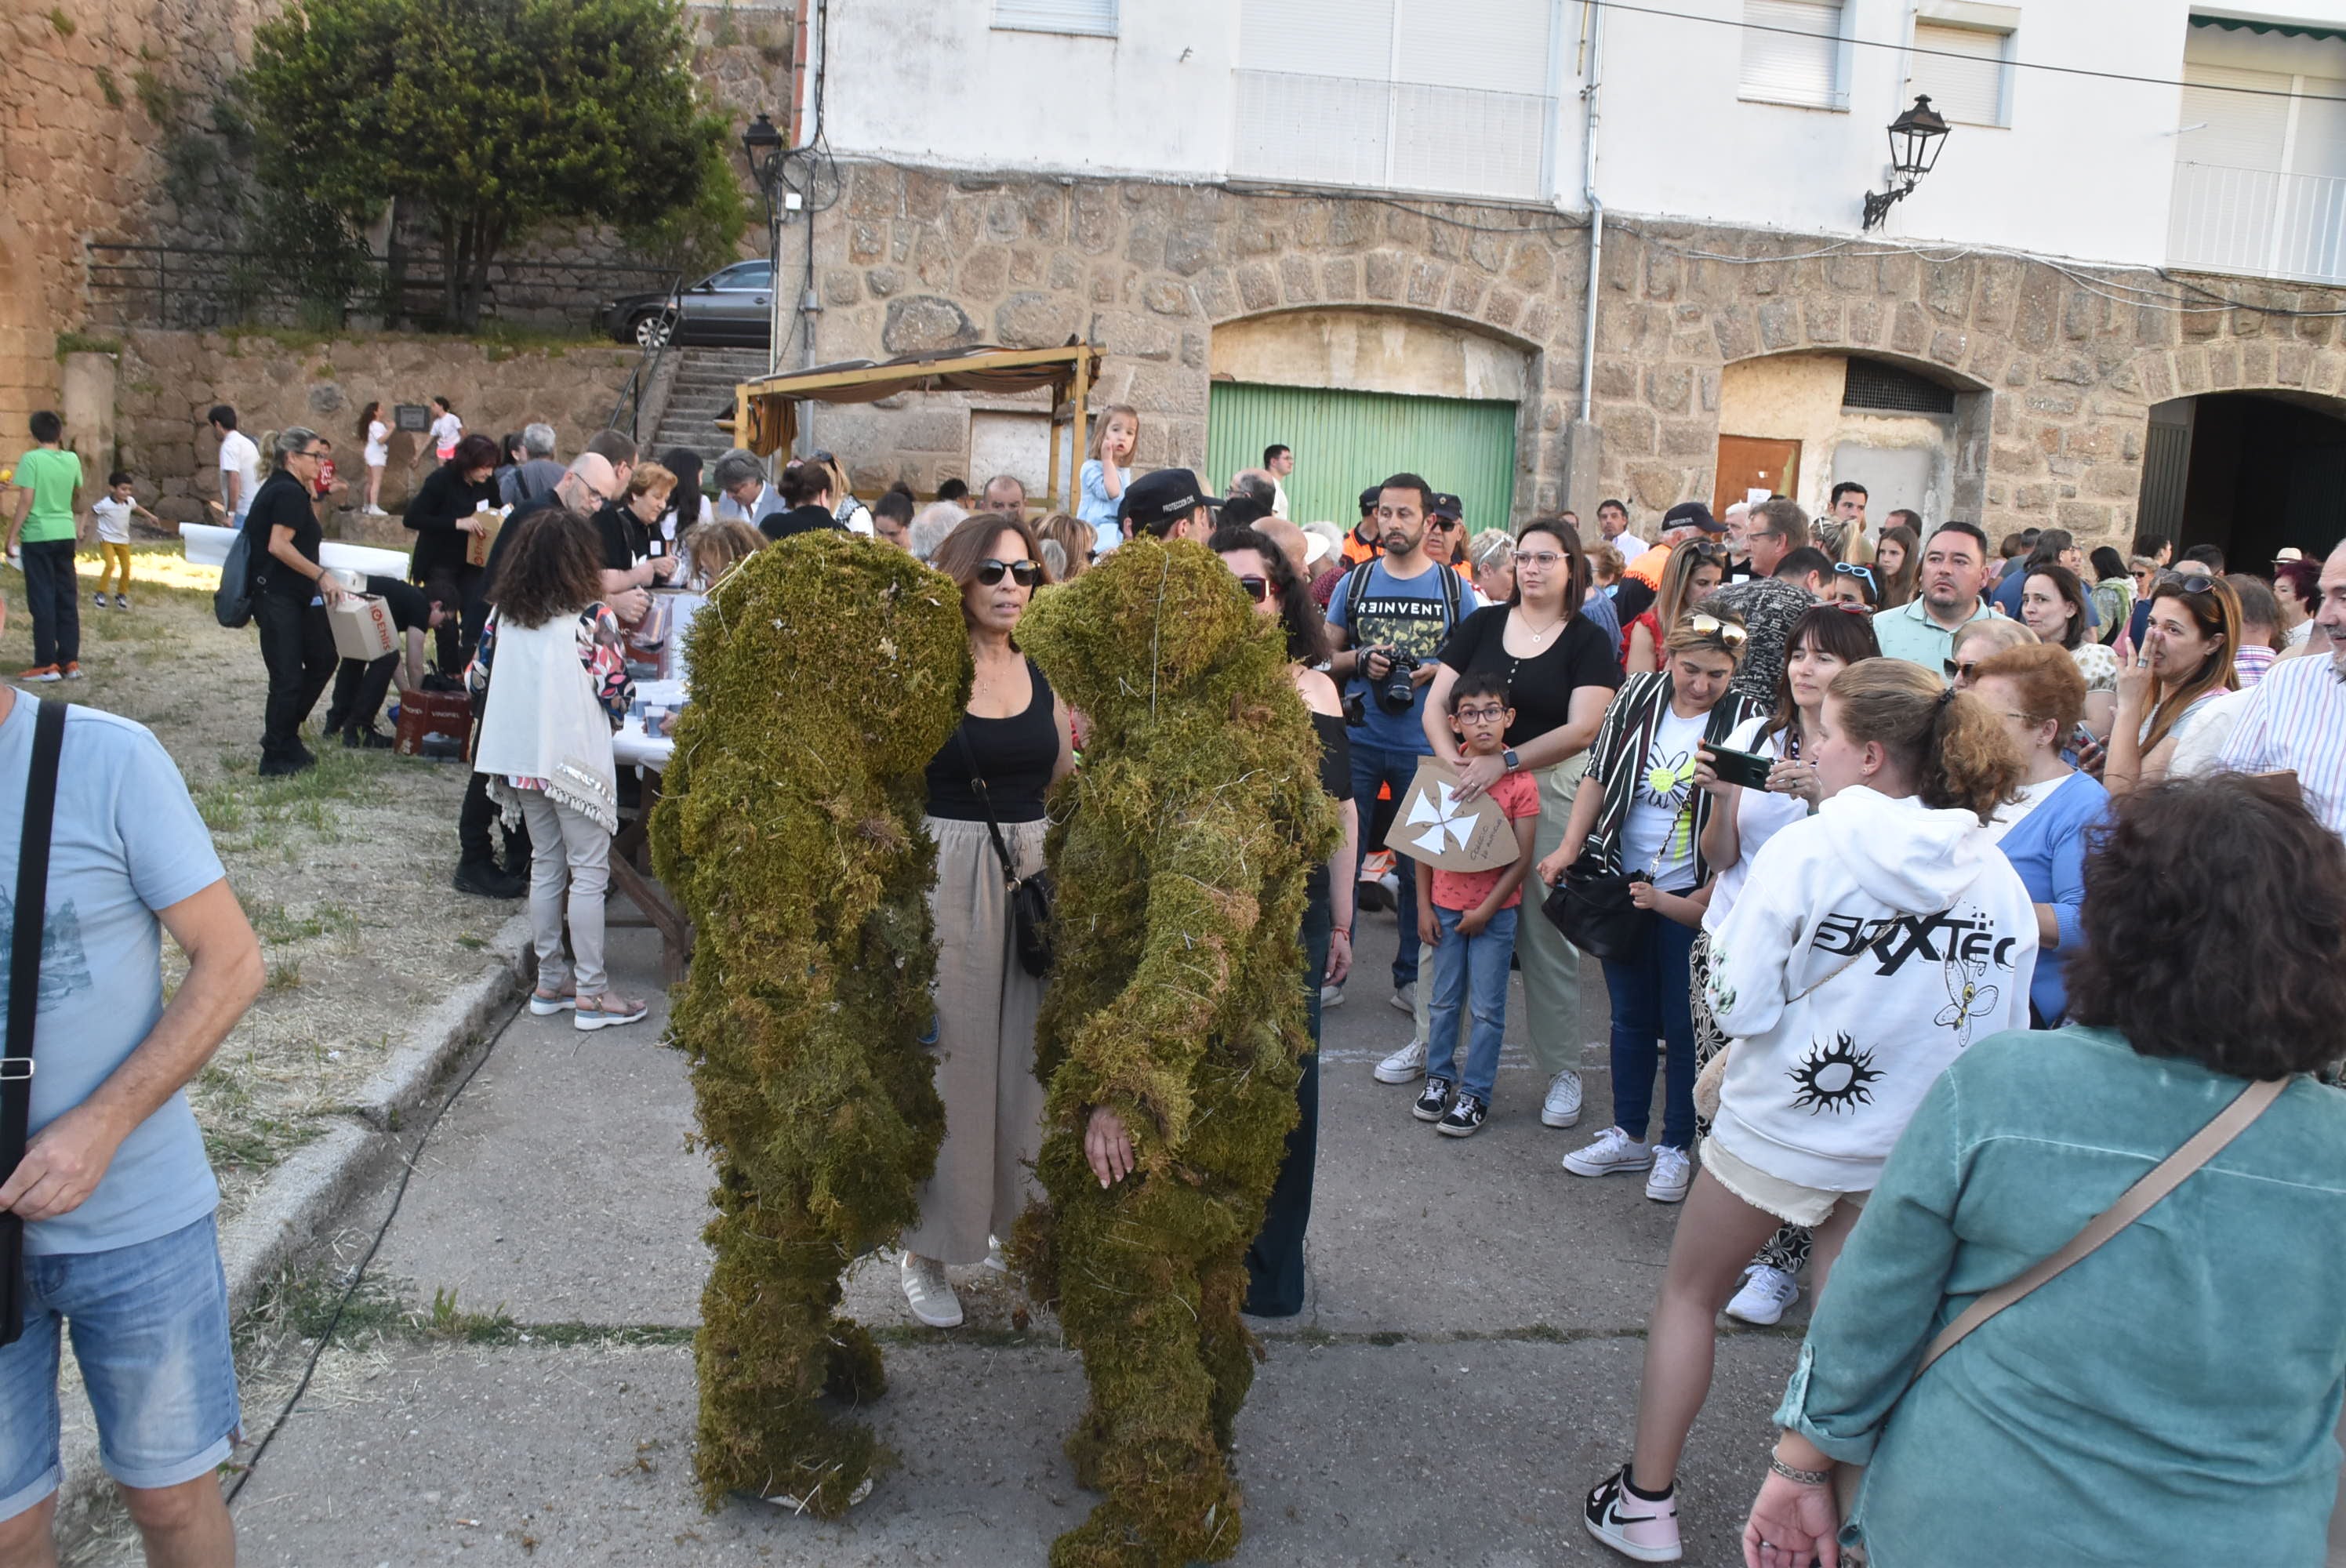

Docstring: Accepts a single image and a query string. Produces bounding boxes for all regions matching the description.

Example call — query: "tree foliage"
[246,0,746,326]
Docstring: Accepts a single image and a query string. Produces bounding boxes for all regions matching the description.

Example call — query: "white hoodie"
[1705,786,2037,1192]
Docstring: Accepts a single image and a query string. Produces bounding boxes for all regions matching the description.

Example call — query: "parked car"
[604,262,774,348]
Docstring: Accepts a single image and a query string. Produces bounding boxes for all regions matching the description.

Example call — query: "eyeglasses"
[1513,550,1563,568]
[1684,612,1748,649]
[1833,563,1877,586]
[1234,575,1269,602]
[1944,659,1981,681]
[811,450,837,465]
[975,558,1043,588]
[1995,710,2048,727]
[1452,705,1509,723]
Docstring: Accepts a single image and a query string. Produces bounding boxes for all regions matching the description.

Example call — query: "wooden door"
[1714,435,1800,517]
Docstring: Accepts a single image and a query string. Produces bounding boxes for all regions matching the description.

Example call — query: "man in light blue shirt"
[0,590,266,1566]
[1873,520,1995,676]
[1325,473,1478,1010]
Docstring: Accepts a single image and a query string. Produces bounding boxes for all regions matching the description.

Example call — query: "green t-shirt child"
[12,446,84,544]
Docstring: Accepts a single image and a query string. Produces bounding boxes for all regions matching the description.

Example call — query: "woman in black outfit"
[249,426,350,775]
[758,459,846,543]
[1211,523,1357,1317]
[898,514,1077,1331]
[405,432,503,671]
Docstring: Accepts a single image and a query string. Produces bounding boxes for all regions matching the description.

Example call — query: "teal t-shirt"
[0,696,227,1254]
[13,445,83,543]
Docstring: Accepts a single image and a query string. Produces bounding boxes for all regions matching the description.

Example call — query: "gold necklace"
[1513,606,1567,644]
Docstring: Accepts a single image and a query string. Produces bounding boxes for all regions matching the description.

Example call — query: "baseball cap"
[1663,500,1725,535]
[1429,492,1465,523]
[1122,467,1216,535]
[1358,485,1382,515]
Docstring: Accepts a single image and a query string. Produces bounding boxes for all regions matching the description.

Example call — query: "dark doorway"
[2139,393,2346,567]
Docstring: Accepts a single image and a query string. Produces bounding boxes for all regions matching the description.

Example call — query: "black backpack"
[213,513,258,629]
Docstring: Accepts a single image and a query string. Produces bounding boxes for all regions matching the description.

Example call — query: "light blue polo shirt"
[1872,597,1992,673]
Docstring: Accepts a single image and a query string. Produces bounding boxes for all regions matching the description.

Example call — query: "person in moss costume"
[648,531,971,1515]
[1015,536,1342,1566]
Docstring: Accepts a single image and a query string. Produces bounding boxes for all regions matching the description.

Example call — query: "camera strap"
[4,698,68,1345]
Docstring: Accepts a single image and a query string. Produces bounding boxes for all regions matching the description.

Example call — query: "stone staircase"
[645,346,771,470]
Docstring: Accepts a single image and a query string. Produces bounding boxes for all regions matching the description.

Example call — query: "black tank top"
[1311,710,1350,801]
[924,658,1058,823]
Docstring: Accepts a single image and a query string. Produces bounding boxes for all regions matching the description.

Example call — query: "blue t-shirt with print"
[0,696,226,1255]
[1326,557,1479,755]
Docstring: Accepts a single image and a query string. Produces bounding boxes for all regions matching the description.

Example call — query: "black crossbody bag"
[957,728,1054,978]
[3,698,68,1346]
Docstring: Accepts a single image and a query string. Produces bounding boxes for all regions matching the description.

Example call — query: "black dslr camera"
[1372,648,1422,714]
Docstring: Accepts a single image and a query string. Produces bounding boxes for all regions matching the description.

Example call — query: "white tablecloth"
[180,522,411,579]
[613,726,675,771]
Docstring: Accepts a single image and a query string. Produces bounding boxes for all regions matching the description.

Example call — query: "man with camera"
[1327,474,1481,1014]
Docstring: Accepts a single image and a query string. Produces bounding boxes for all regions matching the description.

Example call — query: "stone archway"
[2139,387,2346,564]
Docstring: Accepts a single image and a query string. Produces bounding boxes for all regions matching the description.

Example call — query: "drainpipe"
[1575,0,1606,426]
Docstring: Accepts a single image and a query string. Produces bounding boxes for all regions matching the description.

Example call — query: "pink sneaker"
[1585,1466,1681,1563]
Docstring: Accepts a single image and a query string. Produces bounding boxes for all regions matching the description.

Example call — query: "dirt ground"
[1,543,521,1221]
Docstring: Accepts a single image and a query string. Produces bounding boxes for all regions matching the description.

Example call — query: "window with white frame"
[1909,20,2014,127]
[993,0,1117,38]
[1230,0,1556,201]
[2167,17,2346,284]
[1741,0,1847,110]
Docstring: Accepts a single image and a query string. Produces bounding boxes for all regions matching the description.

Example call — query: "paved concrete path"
[218,912,1806,1566]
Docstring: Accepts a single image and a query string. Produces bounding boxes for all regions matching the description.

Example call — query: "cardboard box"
[463,506,506,568]
[1384,757,1520,874]
[394,689,474,760]
[328,593,399,662]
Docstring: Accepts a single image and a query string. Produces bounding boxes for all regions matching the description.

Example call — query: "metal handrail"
[608,276,686,437]
[2167,160,2346,287]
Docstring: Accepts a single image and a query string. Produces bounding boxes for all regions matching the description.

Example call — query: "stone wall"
[797,160,2346,550]
[106,329,639,521]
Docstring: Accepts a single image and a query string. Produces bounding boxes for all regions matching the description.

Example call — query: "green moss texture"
[649,532,971,1515]
[1014,539,1341,1567]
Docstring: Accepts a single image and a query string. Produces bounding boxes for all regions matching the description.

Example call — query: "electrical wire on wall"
[771,0,841,374]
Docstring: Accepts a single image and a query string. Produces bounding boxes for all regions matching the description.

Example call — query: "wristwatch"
[1502,748,1520,773]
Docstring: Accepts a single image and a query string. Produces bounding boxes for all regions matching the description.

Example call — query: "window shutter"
[1240,0,1394,76]
[993,0,1117,38]
[1741,0,1843,107]
[1908,23,2007,126]
[2178,64,2291,169]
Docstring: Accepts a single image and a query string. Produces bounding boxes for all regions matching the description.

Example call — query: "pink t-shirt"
[1429,769,1542,913]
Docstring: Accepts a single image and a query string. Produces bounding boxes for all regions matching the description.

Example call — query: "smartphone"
[1700,742,1775,791]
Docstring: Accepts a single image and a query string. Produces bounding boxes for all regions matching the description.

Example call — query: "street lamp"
[740,111,786,228]
[1861,96,1951,230]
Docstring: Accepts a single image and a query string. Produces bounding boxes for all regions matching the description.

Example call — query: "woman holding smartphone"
[1690,604,1880,1327]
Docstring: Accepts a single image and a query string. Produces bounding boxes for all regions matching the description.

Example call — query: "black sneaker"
[1411,1076,1452,1123]
[257,750,315,779]
[1437,1091,1488,1138]
[452,858,527,899]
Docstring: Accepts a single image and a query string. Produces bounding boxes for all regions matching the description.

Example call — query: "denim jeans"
[1244,870,1331,1318]
[19,538,79,668]
[1424,903,1518,1102]
[0,1216,240,1519]
[1598,907,1700,1150]
[1349,738,1427,987]
[518,788,612,996]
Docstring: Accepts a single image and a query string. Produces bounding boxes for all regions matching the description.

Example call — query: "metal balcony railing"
[2167,160,2346,287]
[1230,69,1553,203]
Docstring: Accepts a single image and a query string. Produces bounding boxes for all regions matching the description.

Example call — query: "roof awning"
[726,343,1105,492]
[2189,13,2346,44]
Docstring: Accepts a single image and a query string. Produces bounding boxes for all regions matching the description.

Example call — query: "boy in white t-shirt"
[90,469,158,609]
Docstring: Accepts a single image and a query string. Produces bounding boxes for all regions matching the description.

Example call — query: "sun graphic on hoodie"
[1787,1033,1883,1115]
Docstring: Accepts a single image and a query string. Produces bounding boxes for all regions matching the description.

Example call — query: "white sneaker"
[1373,1036,1428,1084]
[1320,982,1346,1010]
[1562,1126,1653,1178]
[1585,1466,1682,1563]
[1540,1068,1585,1128]
[1645,1145,1693,1203]
[1724,1264,1800,1327]
[899,1253,963,1328]
[1378,869,1400,898]
[1389,981,1417,1014]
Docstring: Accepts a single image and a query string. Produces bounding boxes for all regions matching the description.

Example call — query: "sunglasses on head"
[1234,575,1269,602]
[1684,612,1749,649]
[976,558,1043,588]
[1833,563,1877,586]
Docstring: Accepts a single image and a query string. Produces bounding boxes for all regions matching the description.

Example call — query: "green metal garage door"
[1206,382,1519,537]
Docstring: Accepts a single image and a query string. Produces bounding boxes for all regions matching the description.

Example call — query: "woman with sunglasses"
[1623,539,1728,675]
[1208,524,1356,1316]
[1825,561,1879,610]
[1540,610,1763,1204]
[1418,518,1624,1131]
[1690,604,1881,1330]
[2104,575,2240,799]
[900,514,1076,1330]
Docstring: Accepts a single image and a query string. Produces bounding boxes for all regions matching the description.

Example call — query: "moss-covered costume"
[1015,539,1341,1566]
[649,533,970,1515]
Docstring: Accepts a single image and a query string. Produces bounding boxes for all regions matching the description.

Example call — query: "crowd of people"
[9,391,2346,1568]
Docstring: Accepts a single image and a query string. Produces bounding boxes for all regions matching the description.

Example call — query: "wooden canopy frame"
[726,342,1103,509]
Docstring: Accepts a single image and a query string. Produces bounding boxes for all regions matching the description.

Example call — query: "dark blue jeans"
[1349,738,1425,987]
[20,538,79,668]
[1424,904,1517,1102]
[1599,908,1700,1151]
[1244,873,1329,1318]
